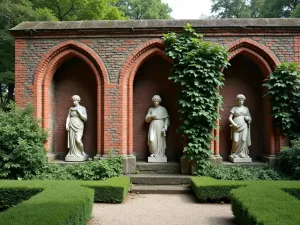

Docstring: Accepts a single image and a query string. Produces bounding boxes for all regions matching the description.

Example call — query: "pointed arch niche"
[119,39,182,161]
[214,38,280,160]
[34,41,108,158]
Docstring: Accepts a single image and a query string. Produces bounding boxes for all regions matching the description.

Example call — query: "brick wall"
[14,26,297,160]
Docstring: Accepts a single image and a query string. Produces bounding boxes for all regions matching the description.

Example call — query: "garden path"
[90,194,235,225]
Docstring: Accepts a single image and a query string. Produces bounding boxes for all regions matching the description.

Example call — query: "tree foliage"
[263,62,300,138]
[211,0,300,18]
[30,0,126,21]
[116,0,171,19]
[211,0,252,18]
[0,0,55,107]
[163,25,229,174]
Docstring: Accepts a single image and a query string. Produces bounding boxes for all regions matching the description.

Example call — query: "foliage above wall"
[264,62,300,138]
[163,24,229,174]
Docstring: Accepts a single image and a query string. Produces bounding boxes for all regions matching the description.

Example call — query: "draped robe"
[145,106,170,158]
[66,106,87,158]
[230,106,251,158]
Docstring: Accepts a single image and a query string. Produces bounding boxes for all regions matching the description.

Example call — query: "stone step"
[129,174,191,185]
[130,184,191,194]
[136,161,180,174]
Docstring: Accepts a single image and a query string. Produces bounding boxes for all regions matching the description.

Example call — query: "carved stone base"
[229,155,252,163]
[65,155,89,162]
[148,156,167,163]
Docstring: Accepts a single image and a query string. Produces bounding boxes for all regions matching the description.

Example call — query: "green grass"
[192,177,300,225]
[0,177,130,225]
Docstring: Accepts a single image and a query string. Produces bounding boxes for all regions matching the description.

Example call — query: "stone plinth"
[229,155,252,163]
[148,156,167,163]
[65,155,89,162]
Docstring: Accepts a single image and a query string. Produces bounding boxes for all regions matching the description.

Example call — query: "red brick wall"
[133,55,182,160]
[220,55,265,159]
[14,27,296,159]
[53,57,97,158]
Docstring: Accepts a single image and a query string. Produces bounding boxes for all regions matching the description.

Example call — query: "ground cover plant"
[202,165,287,181]
[192,177,300,225]
[30,151,124,181]
[0,177,130,225]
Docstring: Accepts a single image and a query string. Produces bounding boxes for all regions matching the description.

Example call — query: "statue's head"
[236,94,246,106]
[152,95,161,108]
[72,95,81,106]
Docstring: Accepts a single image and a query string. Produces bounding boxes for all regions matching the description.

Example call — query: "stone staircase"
[129,162,192,194]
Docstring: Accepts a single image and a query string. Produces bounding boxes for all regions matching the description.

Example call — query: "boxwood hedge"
[0,177,130,225]
[192,177,300,225]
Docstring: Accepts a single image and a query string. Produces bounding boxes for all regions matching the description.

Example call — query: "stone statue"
[145,95,170,163]
[229,94,252,163]
[65,95,89,162]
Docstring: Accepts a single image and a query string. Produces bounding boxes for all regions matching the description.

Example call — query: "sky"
[161,0,213,19]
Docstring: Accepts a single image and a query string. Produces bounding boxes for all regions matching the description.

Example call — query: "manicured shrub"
[0,188,42,212]
[277,138,300,179]
[191,177,245,202]
[202,165,286,181]
[0,103,48,179]
[0,177,130,225]
[192,177,300,225]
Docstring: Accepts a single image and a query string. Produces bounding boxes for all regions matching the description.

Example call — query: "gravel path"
[90,194,236,225]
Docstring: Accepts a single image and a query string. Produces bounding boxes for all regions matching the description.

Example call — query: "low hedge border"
[192,177,300,225]
[0,177,130,225]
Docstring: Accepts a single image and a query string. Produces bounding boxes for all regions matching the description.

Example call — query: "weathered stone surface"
[229,155,252,163]
[130,184,191,194]
[136,162,180,174]
[129,174,191,185]
[11,19,300,32]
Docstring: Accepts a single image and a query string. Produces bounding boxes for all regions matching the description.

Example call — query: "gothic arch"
[214,38,281,159]
[119,39,172,155]
[33,40,108,154]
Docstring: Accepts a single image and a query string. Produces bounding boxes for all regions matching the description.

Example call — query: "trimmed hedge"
[192,177,300,225]
[0,177,130,225]
[191,177,246,202]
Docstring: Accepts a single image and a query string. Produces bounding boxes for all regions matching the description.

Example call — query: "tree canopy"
[0,0,55,106]
[211,0,300,18]
[29,0,126,21]
[116,0,172,19]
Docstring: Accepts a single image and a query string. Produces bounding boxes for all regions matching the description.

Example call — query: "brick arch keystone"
[33,40,108,155]
[119,39,172,155]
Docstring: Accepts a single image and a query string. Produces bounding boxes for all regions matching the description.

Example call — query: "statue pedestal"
[65,155,89,162]
[229,155,252,163]
[148,156,167,163]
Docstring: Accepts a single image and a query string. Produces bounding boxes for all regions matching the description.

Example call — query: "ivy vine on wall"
[264,62,300,139]
[163,24,229,174]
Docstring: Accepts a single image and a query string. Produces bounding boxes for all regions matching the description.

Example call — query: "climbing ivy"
[163,24,229,174]
[264,62,300,138]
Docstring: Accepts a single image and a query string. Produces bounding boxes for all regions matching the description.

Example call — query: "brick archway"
[33,40,108,155]
[119,39,172,155]
[214,39,281,160]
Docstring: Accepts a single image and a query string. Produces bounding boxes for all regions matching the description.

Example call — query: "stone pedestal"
[123,155,136,174]
[65,155,89,162]
[148,156,167,163]
[229,155,252,163]
[46,153,59,162]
